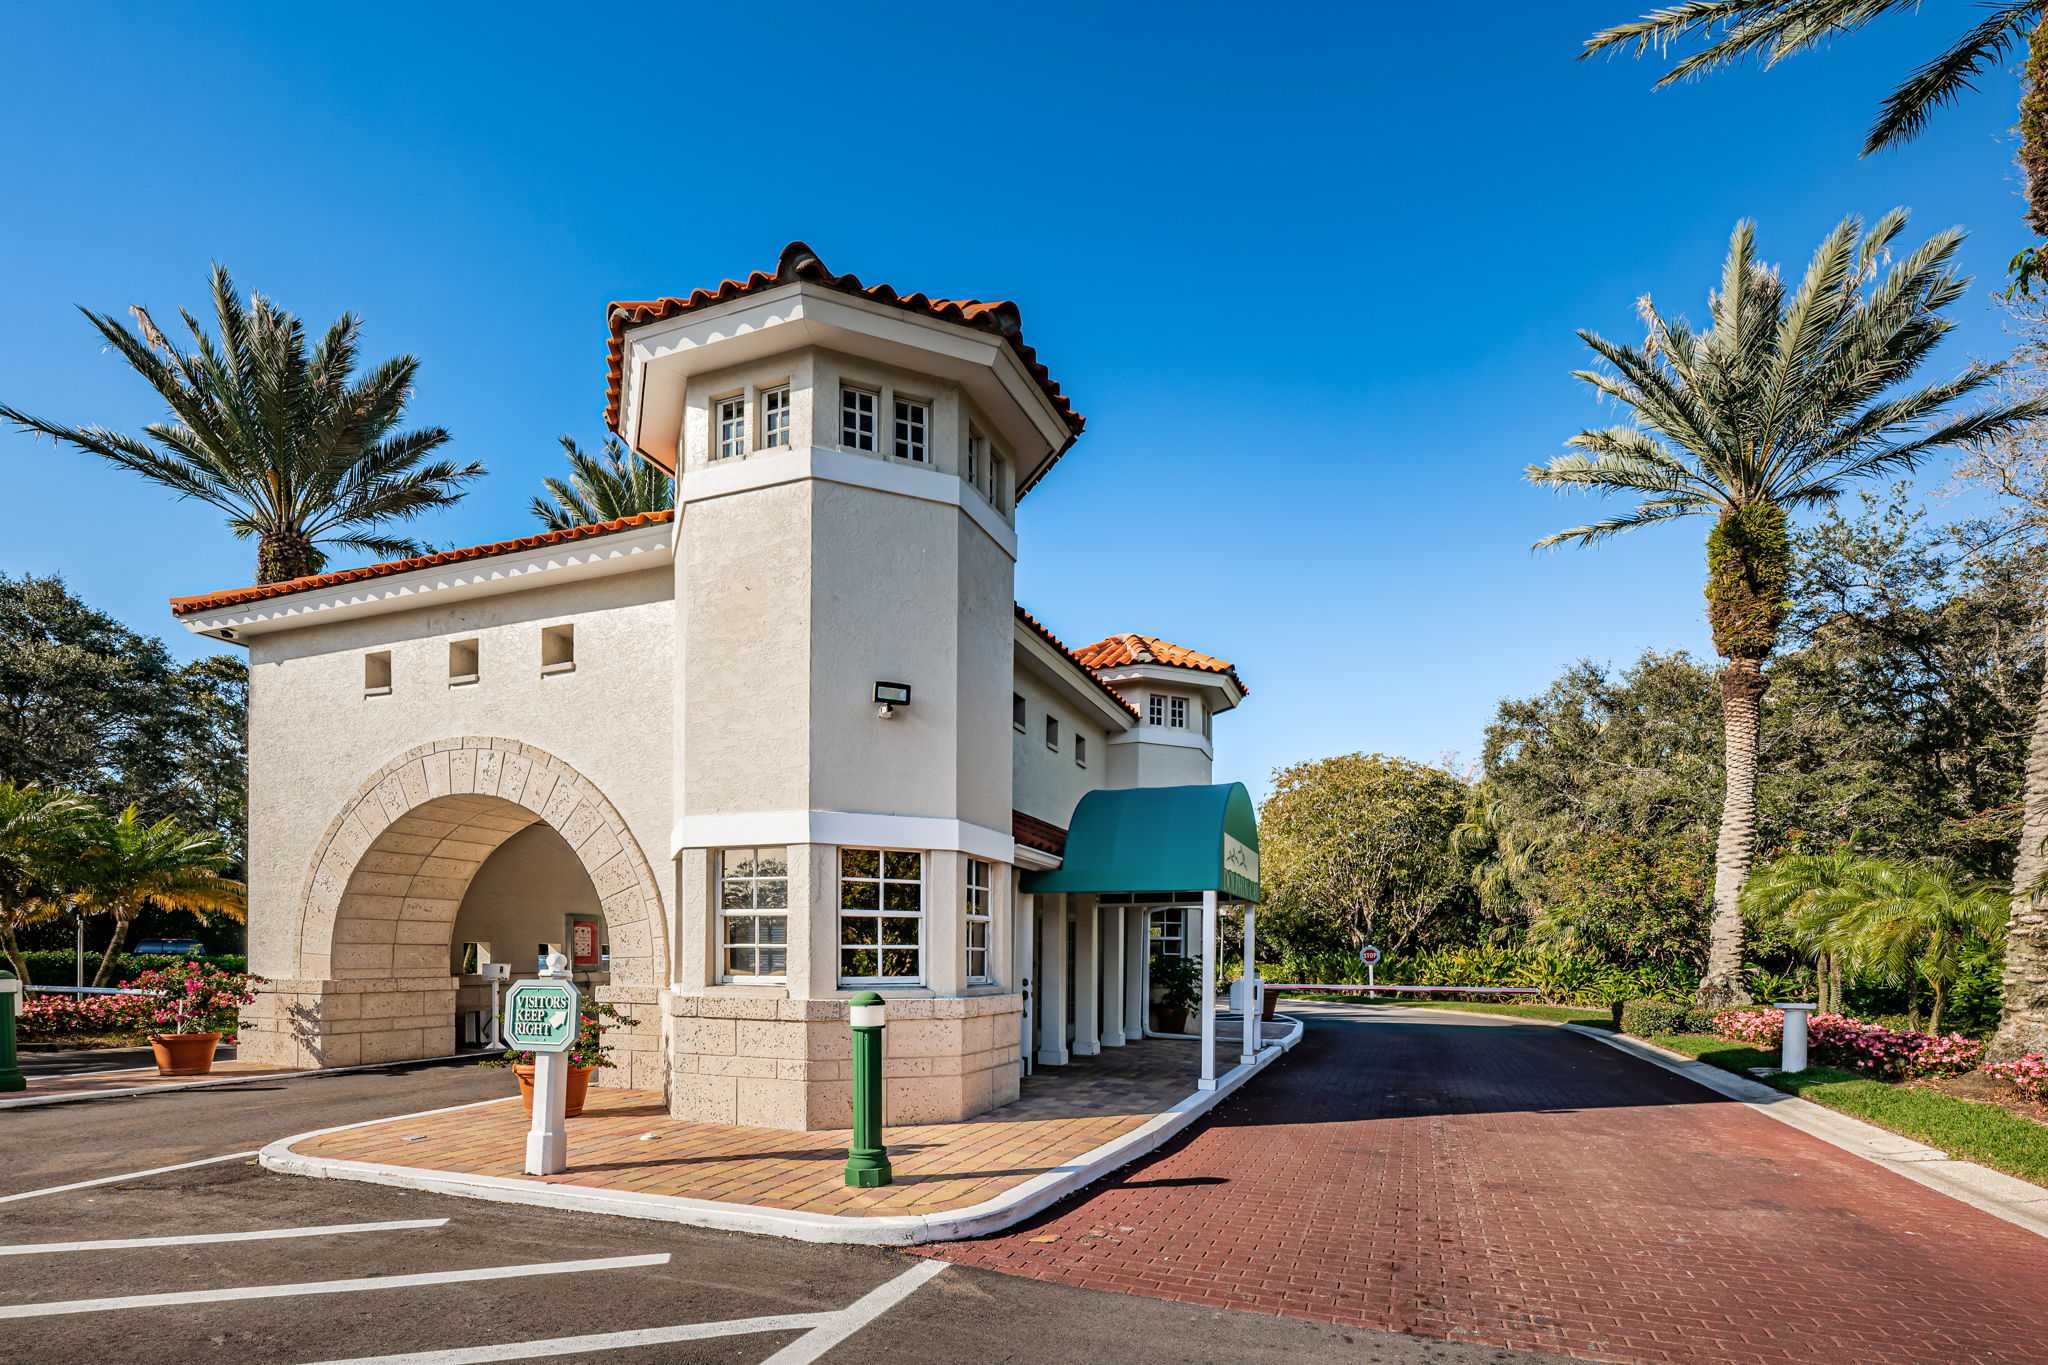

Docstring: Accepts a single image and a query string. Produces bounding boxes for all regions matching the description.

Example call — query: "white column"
[1100,905,1127,1047]
[1125,908,1147,1040]
[1240,904,1258,1064]
[1198,889,1219,1090]
[1072,897,1101,1056]
[1036,895,1069,1067]
[1779,1002,1816,1072]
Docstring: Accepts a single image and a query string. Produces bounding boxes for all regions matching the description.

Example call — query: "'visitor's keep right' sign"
[503,978,580,1052]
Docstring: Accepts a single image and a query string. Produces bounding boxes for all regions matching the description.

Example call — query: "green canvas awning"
[1021,783,1260,902]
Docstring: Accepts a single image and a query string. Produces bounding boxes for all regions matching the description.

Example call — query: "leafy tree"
[0,573,246,851]
[1585,1,2048,249]
[1532,833,1712,972]
[74,805,244,986]
[1527,211,2044,1008]
[1258,753,1473,957]
[531,436,673,530]
[0,782,96,982]
[0,264,482,584]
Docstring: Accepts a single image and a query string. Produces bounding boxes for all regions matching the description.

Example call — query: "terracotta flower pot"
[1261,989,1280,1021]
[1155,1006,1190,1035]
[149,1031,222,1076]
[514,1063,596,1116]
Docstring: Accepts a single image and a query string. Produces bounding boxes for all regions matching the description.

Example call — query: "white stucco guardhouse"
[169,242,1259,1131]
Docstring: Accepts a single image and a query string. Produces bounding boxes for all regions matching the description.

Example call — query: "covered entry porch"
[1017,783,1265,1091]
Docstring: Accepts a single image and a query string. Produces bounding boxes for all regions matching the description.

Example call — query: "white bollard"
[1777,1002,1817,1072]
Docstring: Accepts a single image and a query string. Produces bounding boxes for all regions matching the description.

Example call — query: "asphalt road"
[0,1056,1584,1365]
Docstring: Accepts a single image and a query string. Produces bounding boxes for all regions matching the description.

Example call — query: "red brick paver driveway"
[925,1002,2048,1365]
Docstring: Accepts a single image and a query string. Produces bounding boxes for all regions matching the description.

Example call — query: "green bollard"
[0,968,25,1093]
[843,991,892,1188]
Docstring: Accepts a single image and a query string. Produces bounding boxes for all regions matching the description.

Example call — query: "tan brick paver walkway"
[292,1032,1279,1217]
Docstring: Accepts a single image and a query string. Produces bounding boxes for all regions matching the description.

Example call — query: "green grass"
[1278,995,1617,1028]
[1645,1032,2048,1189]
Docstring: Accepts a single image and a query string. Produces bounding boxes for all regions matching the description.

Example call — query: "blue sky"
[0,2,2032,798]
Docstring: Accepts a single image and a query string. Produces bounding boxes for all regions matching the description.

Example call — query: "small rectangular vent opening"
[449,639,479,685]
[364,651,392,696]
[541,624,575,674]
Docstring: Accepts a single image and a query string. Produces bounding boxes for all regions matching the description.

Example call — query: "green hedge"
[1620,998,1712,1037]
[12,951,248,986]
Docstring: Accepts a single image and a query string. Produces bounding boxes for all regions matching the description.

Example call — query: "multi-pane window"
[719,848,789,979]
[1076,735,1087,768]
[1170,696,1188,729]
[1013,692,1027,732]
[839,848,923,982]
[967,428,984,487]
[841,387,877,451]
[760,386,791,448]
[1147,694,1166,726]
[965,858,992,983]
[1149,906,1187,957]
[990,455,1008,511]
[893,399,928,462]
[716,396,748,461]
[1045,715,1060,751]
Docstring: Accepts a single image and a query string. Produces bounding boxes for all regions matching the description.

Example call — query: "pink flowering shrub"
[1713,1010,1784,1049]
[16,992,155,1041]
[1986,1053,2048,1106]
[1714,1008,1982,1079]
[126,962,260,1039]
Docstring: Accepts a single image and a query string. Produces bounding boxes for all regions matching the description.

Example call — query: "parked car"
[133,939,207,955]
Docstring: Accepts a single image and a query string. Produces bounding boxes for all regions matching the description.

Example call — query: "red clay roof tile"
[1015,606,1141,721]
[168,510,676,617]
[1012,810,1068,857]
[1072,633,1248,695]
[606,242,1083,496]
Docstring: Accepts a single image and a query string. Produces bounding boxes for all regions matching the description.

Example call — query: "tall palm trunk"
[2025,20,2048,239]
[92,908,135,987]
[1992,630,2048,1061]
[1702,659,1766,1008]
[258,529,317,584]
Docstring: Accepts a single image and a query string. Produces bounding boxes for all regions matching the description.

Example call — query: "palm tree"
[1743,845,1876,1013]
[530,436,674,530]
[0,782,97,983]
[0,264,483,584]
[1585,2,2048,243]
[1793,858,2007,1033]
[1529,211,2047,1010]
[75,806,244,986]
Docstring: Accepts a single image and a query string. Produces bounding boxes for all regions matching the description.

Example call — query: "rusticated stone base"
[666,993,1023,1131]
[238,976,458,1069]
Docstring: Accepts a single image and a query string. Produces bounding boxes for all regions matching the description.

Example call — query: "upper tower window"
[967,428,984,486]
[990,455,1008,512]
[761,386,791,448]
[841,387,877,451]
[1147,694,1165,726]
[1171,696,1188,729]
[716,396,748,461]
[893,399,928,463]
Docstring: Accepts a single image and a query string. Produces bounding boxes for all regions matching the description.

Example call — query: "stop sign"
[1359,945,1381,965]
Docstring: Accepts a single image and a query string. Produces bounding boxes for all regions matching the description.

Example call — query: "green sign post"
[505,956,580,1175]
[0,969,24,1093]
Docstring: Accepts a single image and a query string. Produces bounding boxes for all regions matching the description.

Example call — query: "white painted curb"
[1552,1021,2048,1241]
[0,1053,483,1111]
[260,1017,1305,1246]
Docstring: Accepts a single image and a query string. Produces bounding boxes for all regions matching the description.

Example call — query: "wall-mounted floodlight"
[874,681,911,719]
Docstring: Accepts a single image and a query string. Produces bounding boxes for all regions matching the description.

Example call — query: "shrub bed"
[1708,1009,1981,1080]
[1987,1054,2048,1106]
[16,992,155,1042]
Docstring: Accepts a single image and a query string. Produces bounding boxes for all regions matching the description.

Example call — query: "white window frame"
[990,453,1008,512]
[715,395,748,461]
[1147,694,1166,726]
[761,385,792,449]
[841,386,878,452]
[718,848,790,982]
[965,858,992,984]
[838,847,924,984]
[967,427,984,489]
[1149,906,1187,957]
[1170,696,1188,729]
[892,397,929,463]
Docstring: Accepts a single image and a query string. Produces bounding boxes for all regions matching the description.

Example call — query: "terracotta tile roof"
[168,510,677,617]
[1015,605,1141,721]
[1072,634,1248,695]
[605,242,1084,494]
[1013,810,1068,857]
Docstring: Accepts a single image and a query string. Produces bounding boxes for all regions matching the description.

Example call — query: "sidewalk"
[263,1018,1303,1245]
[2,1058,306,1106]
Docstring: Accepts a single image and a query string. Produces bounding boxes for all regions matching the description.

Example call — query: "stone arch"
[241,738,667,1084]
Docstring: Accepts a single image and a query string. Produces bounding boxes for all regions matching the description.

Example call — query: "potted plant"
[131,961,259,1075]
[1151,952,1203,1034]
[483,998,638,1116]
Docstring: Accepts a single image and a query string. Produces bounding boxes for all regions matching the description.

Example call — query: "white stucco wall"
[1010,670,1114,830]
[241,566,675,982]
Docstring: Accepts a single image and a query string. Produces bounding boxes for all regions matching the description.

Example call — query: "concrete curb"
[259,1017,1305,1246]
[0,1053,484,1111]
[1553,1023,2048,1241]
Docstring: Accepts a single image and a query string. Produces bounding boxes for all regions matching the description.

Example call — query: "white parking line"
[760,1259,951,1364]
[0,1150,259,1204]
[0,1218,449,1256]
[296,1259,952,1365]
[0,1252,672,1319]
[301,1311,836,1364]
